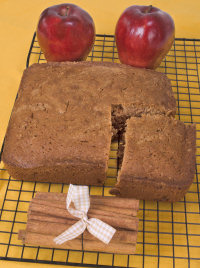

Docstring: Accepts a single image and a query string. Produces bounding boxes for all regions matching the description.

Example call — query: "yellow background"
[0,0,200,268]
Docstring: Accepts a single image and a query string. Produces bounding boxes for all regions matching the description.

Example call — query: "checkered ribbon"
[54,184,116,245]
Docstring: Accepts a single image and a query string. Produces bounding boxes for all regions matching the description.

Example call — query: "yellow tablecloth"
[0,0,200,268]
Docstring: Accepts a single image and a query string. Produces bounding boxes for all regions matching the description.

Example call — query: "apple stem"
[60,6,69,16]
[145,5,152,13]
[65,6,69,16]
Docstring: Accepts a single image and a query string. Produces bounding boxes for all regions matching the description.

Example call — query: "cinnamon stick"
[18,230,136,254]
[28,212,138,237]
[28,212,75,225]
[26,219,138,244]
[28,202,139,231]
[34,192,139,211]
[31,198,138,217]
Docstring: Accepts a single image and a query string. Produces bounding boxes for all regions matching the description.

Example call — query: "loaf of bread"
[110,115,196,202]
[2,61,195,201]
[2,61,176,186]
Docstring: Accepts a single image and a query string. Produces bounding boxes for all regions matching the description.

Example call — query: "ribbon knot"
[81,213,90,226]
[54,184,116,245]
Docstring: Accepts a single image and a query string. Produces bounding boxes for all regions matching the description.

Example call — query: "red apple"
[115,5,175,69]
[36,3,95,62]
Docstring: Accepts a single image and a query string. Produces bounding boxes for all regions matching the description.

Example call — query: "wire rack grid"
[0,33,200,268]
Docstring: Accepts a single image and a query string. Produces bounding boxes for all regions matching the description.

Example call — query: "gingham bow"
[54,184,116,245]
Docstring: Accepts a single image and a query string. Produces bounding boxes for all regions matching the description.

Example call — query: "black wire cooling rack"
[0,33,200,268]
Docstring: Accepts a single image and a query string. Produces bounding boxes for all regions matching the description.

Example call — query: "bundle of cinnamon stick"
[18,192,139,254]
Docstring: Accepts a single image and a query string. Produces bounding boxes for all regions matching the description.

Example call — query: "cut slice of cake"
[110,115,196,202]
